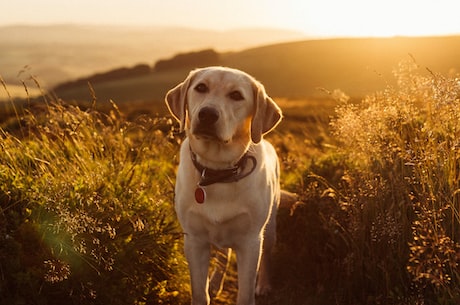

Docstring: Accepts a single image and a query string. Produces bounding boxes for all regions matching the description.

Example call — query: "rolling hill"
[0,25,305,89]
[50,35,460,107]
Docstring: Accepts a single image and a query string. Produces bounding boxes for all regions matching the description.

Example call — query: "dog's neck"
[188,136,251,170]
[189,146,257,186]
[189,141,246,170]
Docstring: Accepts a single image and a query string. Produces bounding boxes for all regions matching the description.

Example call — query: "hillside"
[224,36,460,97]
[3,49,460,305]
[49,35,460,106]
[0,25,305,89]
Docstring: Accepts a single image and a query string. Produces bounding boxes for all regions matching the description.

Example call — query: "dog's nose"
[198,107,219,125]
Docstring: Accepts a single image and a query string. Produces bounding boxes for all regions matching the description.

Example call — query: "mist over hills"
[51,35,460,103]
[0,25,306,88]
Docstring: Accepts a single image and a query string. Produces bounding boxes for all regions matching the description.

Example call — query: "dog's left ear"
[251,80,282,143]
[165,70,197,131]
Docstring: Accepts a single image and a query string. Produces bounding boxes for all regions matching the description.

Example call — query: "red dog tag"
[195,187,206,204]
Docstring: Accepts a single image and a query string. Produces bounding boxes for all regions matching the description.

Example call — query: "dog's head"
[166,66,282,144]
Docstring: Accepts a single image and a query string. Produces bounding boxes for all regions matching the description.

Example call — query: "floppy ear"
[251,81,283,143]
[165,70,196,131]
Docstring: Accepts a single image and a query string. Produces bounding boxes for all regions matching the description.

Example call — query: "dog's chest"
[176,180,270,246]
[182,182,256,223]
[192,190,258,246]
[174,140,278,246]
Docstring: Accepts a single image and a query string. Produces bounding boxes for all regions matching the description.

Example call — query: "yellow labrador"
[166,66,282,305]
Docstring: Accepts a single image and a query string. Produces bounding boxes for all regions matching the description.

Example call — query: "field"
[1,59,460,305]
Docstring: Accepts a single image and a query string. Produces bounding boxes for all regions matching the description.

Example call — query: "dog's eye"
[194,83,208,93]
[228,90,244,101]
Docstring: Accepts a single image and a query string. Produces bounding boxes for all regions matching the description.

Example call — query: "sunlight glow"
[1,0,459,37]
[293,0,460,37]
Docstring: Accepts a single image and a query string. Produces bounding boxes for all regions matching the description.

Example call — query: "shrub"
[0,101,190,304]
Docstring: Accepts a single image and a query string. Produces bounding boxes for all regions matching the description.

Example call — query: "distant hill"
[223,36,460,97]
[0,25,306,88]
[153,49,221,72]
[50,35,460,104]
[54,64,152,92]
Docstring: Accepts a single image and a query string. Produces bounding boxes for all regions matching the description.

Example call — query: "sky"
[1,0,460,37]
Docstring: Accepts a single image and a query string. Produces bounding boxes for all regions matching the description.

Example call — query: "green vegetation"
[269,60,460,304]
[327,60,460,304]
[0,96,190,304]
[1,60,460,304]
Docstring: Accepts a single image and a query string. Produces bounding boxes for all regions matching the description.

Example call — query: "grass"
[0,90,190,304]
[326,59,460,304]
[1,60,460,304]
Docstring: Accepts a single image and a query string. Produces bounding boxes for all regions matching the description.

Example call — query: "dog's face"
[166,67,282,163]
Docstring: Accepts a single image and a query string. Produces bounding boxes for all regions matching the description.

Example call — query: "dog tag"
[195,187,206,204]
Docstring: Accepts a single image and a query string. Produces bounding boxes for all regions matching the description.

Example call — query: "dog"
[166,66,282,305]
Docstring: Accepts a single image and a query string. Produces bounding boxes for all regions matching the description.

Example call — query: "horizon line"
[1,22,460,40]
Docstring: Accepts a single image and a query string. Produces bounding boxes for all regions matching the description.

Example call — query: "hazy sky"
[1,0,460,37]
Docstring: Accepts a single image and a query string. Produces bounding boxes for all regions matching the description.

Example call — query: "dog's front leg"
[256,208,277,295]
[184,235,211,305]
[235,238,262,305]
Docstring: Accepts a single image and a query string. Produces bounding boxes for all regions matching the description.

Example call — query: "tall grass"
[2,60,459,305]
[334,59,459,295]
[0,96,190,304]
[297,59,460,304]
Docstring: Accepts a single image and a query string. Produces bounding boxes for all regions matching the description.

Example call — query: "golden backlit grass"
[1,60,460,304]
[0,97,190,304]
[324,60,460,303]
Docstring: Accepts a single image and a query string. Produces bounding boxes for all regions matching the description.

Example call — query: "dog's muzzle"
[194,107,220,139]
[198,107,219,126]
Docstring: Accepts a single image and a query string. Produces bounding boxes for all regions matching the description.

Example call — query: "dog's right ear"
[165,70,197,131]
[250,80,282,143]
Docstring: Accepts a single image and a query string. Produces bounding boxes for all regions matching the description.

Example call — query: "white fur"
[166,67,282,305]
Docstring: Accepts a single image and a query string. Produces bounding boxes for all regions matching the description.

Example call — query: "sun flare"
[268,0,460,37]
